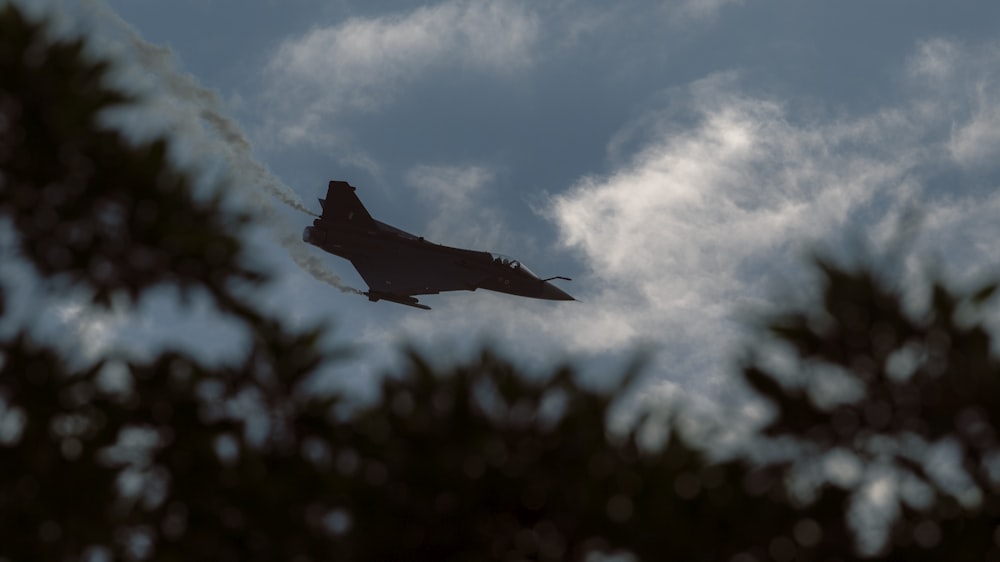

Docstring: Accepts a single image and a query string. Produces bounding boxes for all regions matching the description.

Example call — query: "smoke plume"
[92,2,364,295]
[108,15,317,216]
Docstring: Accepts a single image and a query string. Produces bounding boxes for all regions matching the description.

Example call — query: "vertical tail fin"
[316,180,376,228]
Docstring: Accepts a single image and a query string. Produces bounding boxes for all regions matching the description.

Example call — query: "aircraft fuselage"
[303,222,574,302]
[300,182,574,310]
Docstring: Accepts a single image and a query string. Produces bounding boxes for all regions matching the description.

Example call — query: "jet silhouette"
[302,181,574,310]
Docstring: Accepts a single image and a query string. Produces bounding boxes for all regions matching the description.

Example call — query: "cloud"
[408,165,494,211]
[540,39,1000,398]
[258,0,748,150]
[265,0,540,142]
[542,82,915,398]
[666,0,743,24]
[561,77,913,289]
[405,164,513,250]
[904,38,1000,171]
[949,106,1000,170]
[906,38,962,82]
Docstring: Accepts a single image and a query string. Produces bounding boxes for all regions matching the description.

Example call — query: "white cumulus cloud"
[905,38,1000,170]
[265,0,540,142]
[549,74,924,389]
[405,164,517,250]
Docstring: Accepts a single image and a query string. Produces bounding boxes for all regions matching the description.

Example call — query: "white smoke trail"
[272,211,365,296]
[290,247,366,296]
[88,1,365,295]
[96,6,317,217]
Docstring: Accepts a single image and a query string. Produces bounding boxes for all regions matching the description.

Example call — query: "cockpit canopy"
[490,253,538,278]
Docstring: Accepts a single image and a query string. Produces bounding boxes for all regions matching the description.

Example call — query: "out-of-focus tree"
[743,259,1000,560]
[4,4,1000,561]
[334,352,819,562]
[0,5,340,560]
[0,6,258,306]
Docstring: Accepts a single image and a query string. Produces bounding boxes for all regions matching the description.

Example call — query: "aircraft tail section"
[317,180,377,229]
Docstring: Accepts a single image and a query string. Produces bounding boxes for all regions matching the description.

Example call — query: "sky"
[11,0,1000,413]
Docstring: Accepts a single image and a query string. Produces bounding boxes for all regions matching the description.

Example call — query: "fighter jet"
[302,180,575,310]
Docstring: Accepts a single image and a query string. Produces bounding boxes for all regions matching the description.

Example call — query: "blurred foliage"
[743,260,1000,560]
[3,4,1000,561]
[0,4,258,306]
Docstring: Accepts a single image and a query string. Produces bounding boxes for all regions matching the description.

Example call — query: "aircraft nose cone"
[542,282,575,301]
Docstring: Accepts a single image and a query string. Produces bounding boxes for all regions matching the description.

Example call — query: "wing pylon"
[366,291,432,310]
